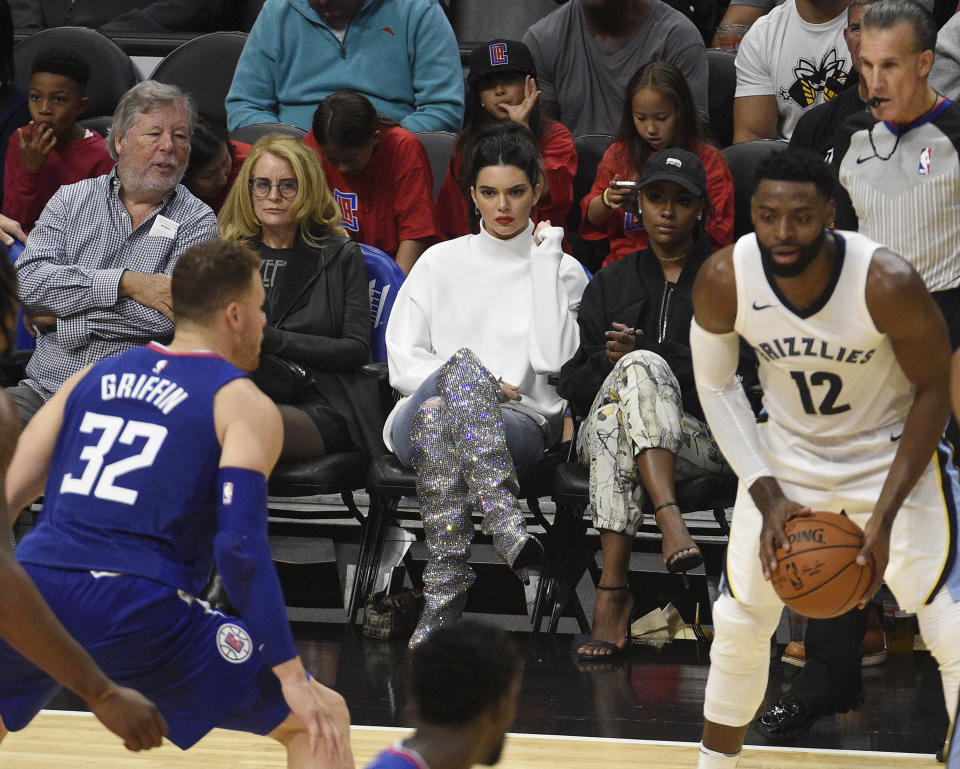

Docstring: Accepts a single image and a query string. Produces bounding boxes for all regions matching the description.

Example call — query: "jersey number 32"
[60,412,168,505]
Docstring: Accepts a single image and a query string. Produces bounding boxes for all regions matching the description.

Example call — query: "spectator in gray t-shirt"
[523,0,708,138]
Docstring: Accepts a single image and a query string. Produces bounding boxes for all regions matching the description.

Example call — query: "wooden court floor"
[2,711,941,769]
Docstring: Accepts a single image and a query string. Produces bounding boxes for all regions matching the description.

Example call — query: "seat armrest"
[361,362,395,418]
[361,361,388,380]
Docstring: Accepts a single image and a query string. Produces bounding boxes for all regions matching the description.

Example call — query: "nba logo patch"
[222,482,233,505]
[152,359,168,375]
[216,623,252,664]
[335,189,360,232]
[489,42,508,66]
[918,147,932,175]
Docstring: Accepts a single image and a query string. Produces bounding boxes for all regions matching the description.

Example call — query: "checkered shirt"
[16,169,218,399]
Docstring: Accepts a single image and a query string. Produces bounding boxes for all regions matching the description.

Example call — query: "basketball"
[770,512,874,619]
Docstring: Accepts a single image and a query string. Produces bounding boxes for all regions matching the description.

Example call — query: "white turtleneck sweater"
[383,221,588,450]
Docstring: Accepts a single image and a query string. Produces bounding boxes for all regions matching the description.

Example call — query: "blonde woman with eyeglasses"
[219,134,384,462]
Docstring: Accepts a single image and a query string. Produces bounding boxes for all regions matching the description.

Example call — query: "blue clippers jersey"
[16,343,246,594]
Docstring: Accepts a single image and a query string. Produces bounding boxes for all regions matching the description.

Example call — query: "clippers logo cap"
[467,40,536,88]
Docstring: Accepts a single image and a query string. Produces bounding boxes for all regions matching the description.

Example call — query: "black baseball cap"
[467,40,537,88]
[638,148,708,198]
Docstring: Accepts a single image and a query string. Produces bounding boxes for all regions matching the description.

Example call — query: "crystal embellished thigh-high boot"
[408,399,475,649]
[435,348,542,574]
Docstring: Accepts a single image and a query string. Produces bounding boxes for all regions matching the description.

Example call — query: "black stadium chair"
[722,139,789,239]
[533,462,738,633]
[79,116,113,139]
[706,48,737,150]
[230,122,306,144]
[245,0,268,31]
[566,134,614,273]
[149,32,248,127]
[415,130,458,200]
[13,27,140,119]
[449,0,559,49]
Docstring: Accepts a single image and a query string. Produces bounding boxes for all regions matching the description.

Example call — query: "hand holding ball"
[770,511,874,619]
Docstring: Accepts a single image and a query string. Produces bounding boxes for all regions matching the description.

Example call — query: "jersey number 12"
[789,370,850,415]
[60,412,168,505]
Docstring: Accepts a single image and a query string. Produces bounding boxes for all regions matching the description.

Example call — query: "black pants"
[932,287,960,350]
[791,606,868,711]
[932,288,960,463]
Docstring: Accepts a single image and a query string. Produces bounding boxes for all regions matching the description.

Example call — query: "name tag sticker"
[148,215,179,239]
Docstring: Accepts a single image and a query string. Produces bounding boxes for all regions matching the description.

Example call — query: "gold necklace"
[655,253,686,263]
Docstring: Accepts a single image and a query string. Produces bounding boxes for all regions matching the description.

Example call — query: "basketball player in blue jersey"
[0,240,353,767]
[688,149,960,769]
[365,620,521,769]
[0,251,168,751]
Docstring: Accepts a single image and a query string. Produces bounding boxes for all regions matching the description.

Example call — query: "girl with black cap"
[560,148,748,661]
[436,39,577,241]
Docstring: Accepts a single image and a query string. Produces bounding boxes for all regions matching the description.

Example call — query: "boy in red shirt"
[2,49,114,233]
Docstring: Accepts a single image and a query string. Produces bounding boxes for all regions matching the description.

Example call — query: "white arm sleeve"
[690,318,772,488]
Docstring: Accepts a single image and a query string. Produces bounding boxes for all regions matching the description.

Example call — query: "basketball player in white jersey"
[688,149,960,768]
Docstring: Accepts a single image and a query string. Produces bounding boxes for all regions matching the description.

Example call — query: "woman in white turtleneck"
[384,123,587,647]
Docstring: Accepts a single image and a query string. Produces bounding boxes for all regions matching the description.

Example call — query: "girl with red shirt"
[435,39,577,241]
[304,91,438,275]
[581,61,734,267]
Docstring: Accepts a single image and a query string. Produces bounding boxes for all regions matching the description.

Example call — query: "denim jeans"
[390,367,546,469]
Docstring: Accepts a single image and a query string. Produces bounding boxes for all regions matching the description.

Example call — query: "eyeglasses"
[248,177,299,199]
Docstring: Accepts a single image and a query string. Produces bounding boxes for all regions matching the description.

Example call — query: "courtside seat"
[534,461,737,633]
[269,452,369,499]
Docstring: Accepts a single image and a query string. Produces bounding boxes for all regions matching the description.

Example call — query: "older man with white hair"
[6,80,217,425]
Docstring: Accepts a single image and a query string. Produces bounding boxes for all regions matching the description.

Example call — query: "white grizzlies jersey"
[733,230,914,440]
